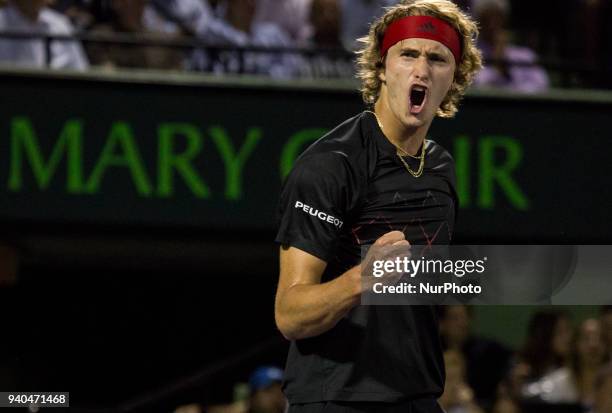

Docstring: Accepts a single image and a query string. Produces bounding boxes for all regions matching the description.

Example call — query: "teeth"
[413,85,426,91]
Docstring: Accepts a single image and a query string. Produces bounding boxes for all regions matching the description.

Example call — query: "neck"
[373,101,431,156]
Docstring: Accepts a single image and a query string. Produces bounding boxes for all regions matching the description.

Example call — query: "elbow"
[275,311,299,341]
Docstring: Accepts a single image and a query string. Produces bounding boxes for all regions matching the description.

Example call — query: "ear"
[378,65,386,84]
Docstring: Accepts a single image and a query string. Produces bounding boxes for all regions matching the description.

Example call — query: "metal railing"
[0,30,607,86]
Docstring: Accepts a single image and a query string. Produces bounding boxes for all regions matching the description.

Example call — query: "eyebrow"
[399,47,450,59]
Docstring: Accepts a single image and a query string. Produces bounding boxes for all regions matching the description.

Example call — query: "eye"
[429,54,447,63]
[401,50,419,58]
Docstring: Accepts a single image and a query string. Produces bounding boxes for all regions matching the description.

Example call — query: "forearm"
[276,266,362,340]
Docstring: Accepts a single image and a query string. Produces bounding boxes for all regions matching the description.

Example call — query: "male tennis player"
[275,1,482,412]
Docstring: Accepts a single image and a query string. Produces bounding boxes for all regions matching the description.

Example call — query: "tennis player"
[275,1,482,412]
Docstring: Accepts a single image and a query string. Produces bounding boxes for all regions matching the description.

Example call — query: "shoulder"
[39,7,74,34]
[426,139,455,167]
[299,112,371,161]
[425,139,457,199]
[289,151,351,189]
[286,113,372,189]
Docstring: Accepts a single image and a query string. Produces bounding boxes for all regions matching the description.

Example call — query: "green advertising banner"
[0,71,610,242]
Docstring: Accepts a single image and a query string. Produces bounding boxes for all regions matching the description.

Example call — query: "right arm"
[275,231,409,341]
[274,152,408,340]
[274,245,362,341]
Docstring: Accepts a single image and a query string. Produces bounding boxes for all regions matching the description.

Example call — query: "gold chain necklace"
[366,110,426,178]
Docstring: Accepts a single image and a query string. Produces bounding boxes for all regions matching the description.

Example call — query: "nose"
[412,56,431,82]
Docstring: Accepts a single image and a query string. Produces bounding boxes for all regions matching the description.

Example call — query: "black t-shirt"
[275,111,458,403]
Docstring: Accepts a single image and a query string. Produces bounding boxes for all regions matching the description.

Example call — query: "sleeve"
[275,152,353,262]
[49,15,89,70]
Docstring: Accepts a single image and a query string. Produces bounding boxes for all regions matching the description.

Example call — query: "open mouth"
[409,85,428,114]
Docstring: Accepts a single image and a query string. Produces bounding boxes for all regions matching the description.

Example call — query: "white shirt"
[148,0,249,45]
[190,22,299,78]
[522,367,580,403]
[254,0,313,43]
[0,3,88,70]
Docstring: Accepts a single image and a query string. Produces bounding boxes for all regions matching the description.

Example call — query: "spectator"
[490,396,520,413]
[191,0,297,78]
[509,0,574,66]
[254,0,312,44]
[572,318,608,406]
[246,366,286,413]
[340,0,396,50]
[174,366,286,413]
[86,0,184,70]
[520,310,573,381]
[601,306,612,360]
[148,0,249,45]
[298,0,354,78]
[592,363,612,413]
[438,305,513,406]
[50,0,94,31]
[310,0,340,47]
[522,317,607,406]
[0,0,88,70]
[439,349,485,413]
[472,0,549,92]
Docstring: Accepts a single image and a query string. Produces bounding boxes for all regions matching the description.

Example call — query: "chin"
[402,113,428,128]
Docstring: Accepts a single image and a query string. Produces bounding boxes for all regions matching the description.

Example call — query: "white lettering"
[293,200,344,229]
[373,261,384,277]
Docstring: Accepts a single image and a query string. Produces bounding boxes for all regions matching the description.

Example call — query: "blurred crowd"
[438,306,612,413]
[438,305,612,413]
[0,0,611,89]
[172,306,612,413]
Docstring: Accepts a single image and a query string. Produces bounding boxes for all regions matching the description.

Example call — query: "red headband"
[381,15,462,63]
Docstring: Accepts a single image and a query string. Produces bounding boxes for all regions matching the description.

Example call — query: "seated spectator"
[592,363,612,413]
[438,305,513,407]
[522,317,607,406]
[339,0,396,50]
[190,0,298,78]
[439,349,485,413]
[572,318,608,406]
[490,396,520,413]
[246,366,286,413]
[519,310,573,382]
[86,0,184,70]
[50,0,94,31]
[148,0,248,45]
[254,0,312,44]
[472,0,549,92]
[298,0,354,78]
[176,366,286,413]
[0,0,88,70]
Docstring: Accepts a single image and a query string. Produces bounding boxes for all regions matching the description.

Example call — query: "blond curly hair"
[356,0,482,118]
